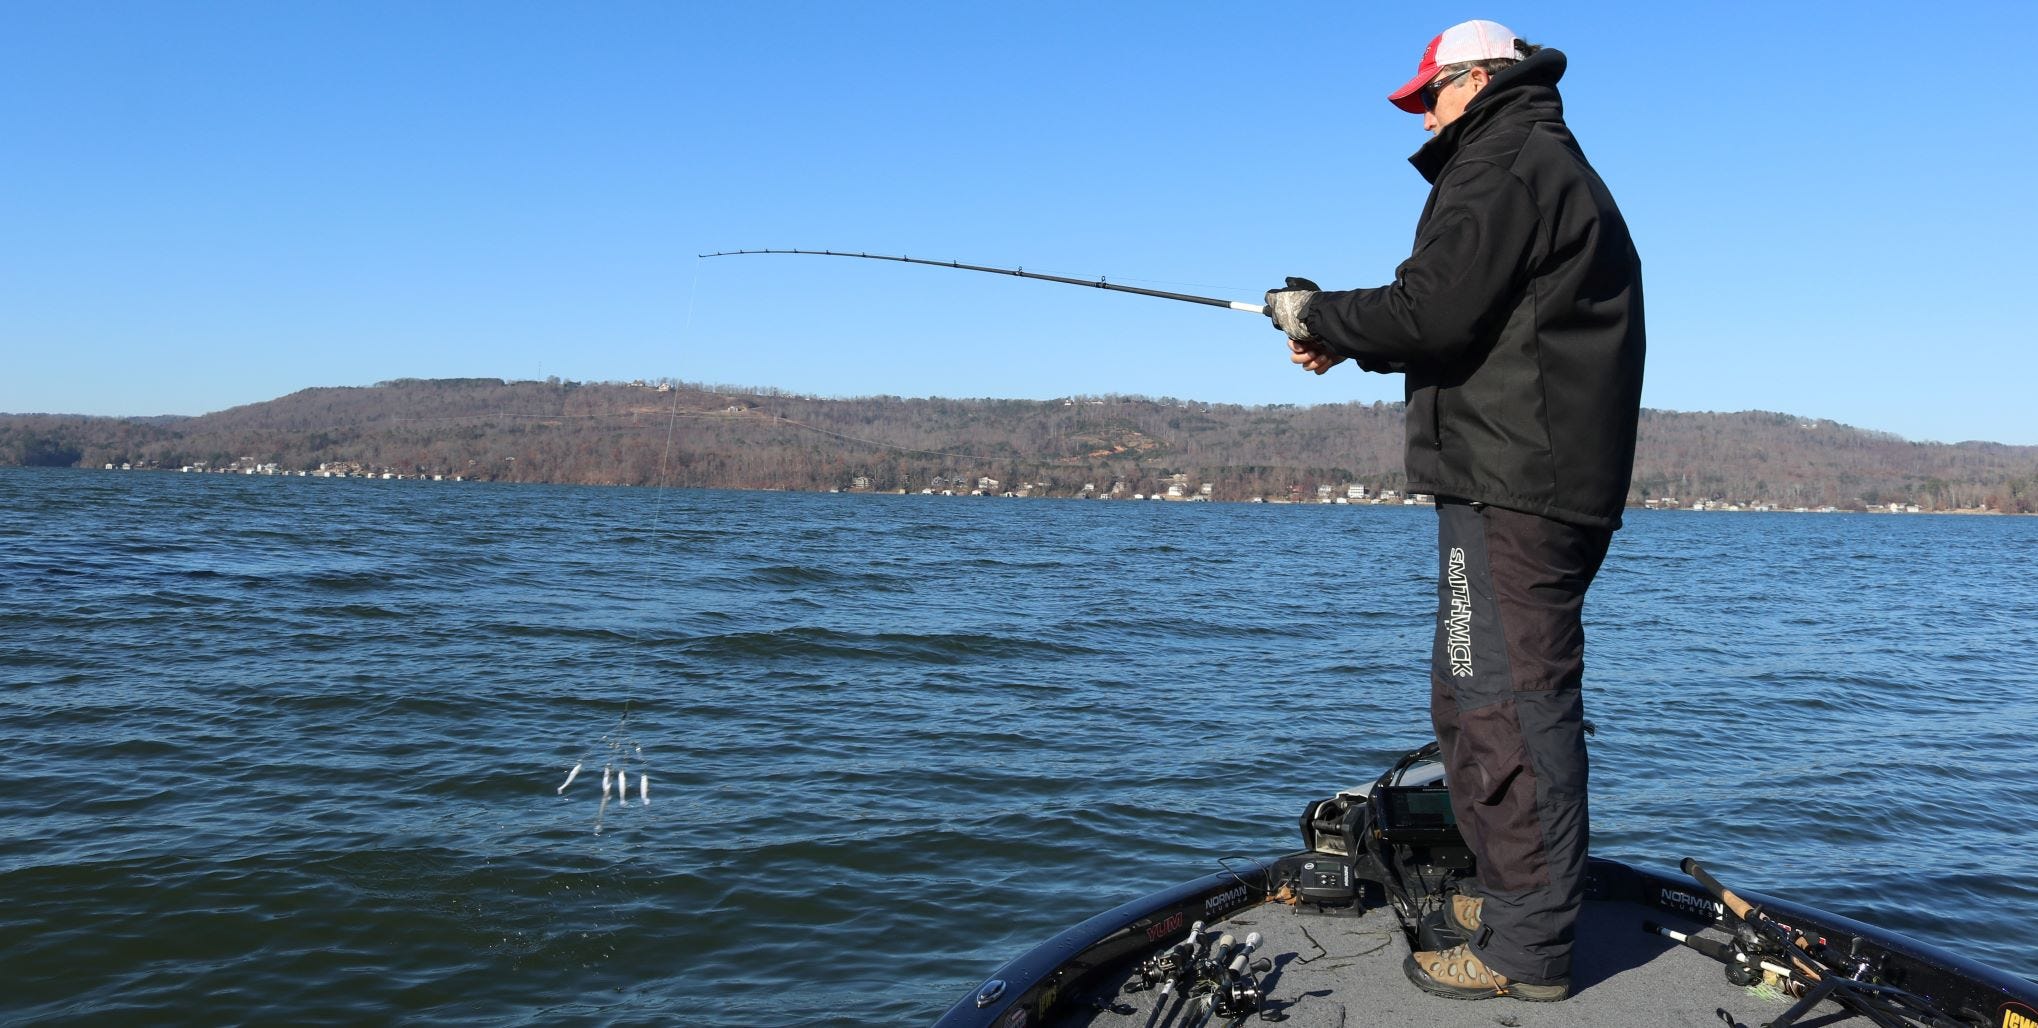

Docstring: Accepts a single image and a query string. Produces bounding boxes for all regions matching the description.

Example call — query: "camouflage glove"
[1264,277,1320,341]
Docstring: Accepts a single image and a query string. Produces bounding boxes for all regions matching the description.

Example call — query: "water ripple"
[3,469,2036,1025]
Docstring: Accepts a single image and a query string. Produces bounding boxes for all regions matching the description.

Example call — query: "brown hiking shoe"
[1448,894,1484,935]
[1404,944,1569,1002]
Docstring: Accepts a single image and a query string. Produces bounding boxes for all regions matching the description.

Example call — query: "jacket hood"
[1411,49,1568,183]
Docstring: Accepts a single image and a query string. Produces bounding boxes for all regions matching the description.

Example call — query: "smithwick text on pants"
[1446,546,1474,677]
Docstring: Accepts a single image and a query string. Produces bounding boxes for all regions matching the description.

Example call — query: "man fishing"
[1264,20,1645,1002]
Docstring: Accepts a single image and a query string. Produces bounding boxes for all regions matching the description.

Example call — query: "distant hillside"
[5,377,2035,511]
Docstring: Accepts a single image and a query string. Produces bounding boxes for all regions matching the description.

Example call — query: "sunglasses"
[1421,68,1474,112]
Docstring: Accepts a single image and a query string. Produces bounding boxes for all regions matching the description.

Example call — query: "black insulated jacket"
[1301,49,1645,530]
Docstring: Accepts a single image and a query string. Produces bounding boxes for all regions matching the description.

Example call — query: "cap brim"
[1388,70,1432,114]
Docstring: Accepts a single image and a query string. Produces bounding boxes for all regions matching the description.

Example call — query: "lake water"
[4,468,2035,1025]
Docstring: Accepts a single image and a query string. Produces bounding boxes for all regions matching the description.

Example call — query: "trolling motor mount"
[1284,741,1475,944]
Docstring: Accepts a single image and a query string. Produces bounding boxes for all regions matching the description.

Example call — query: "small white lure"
[639,774,649,804]
[558,762,583,794]
[602,765,613,800]
[617,769,630,805]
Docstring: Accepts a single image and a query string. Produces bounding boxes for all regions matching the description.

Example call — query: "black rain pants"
[1430,499,1611,985]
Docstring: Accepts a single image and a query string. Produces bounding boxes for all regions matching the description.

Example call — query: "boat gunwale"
[932,854,2038,1027]
[932,859,1274,1027]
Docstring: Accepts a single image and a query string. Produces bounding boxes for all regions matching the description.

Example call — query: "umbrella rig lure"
[556,707,652,830]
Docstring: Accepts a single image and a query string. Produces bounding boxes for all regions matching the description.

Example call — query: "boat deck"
[1050,896,1861,1027]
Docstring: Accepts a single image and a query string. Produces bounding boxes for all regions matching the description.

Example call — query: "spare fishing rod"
[1677,857,1980,1028]
[698,249,1270,315]
[1206,930,1271,1023]
[1641,920,1795,986]
[1125,919,1205,994]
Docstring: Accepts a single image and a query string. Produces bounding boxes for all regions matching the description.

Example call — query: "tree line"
[4,377,2034,512]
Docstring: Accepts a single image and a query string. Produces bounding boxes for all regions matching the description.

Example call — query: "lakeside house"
[81,464,1980,513]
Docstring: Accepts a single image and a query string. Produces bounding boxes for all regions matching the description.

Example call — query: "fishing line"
[660,257,717,526]
[707,409,1029,463]
[686,248,1290,475]
[351,245,1276,481]
[706,402,1239,489]
[552,264,706,827]
[546,247,1259,810]
[371,401,1091,469]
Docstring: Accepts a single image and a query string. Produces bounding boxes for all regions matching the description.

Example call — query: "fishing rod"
[1678,857,1973,1028]
[1207,931,1270,1023]
[698,249,1270,315]
[1641,920,1795,983]
[1126,919,1205,994]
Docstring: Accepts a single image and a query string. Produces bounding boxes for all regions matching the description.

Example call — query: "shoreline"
[47,464,2033,516]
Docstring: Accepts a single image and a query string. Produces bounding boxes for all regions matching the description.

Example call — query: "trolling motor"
[1279,740,1476,957]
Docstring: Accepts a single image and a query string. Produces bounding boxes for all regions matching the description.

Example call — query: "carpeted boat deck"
[1050,897,1859,1027]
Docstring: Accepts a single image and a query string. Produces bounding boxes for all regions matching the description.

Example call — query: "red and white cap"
[1387,19,1521,114]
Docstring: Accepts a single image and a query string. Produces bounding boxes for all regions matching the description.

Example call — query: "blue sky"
[5,1,2034,445]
